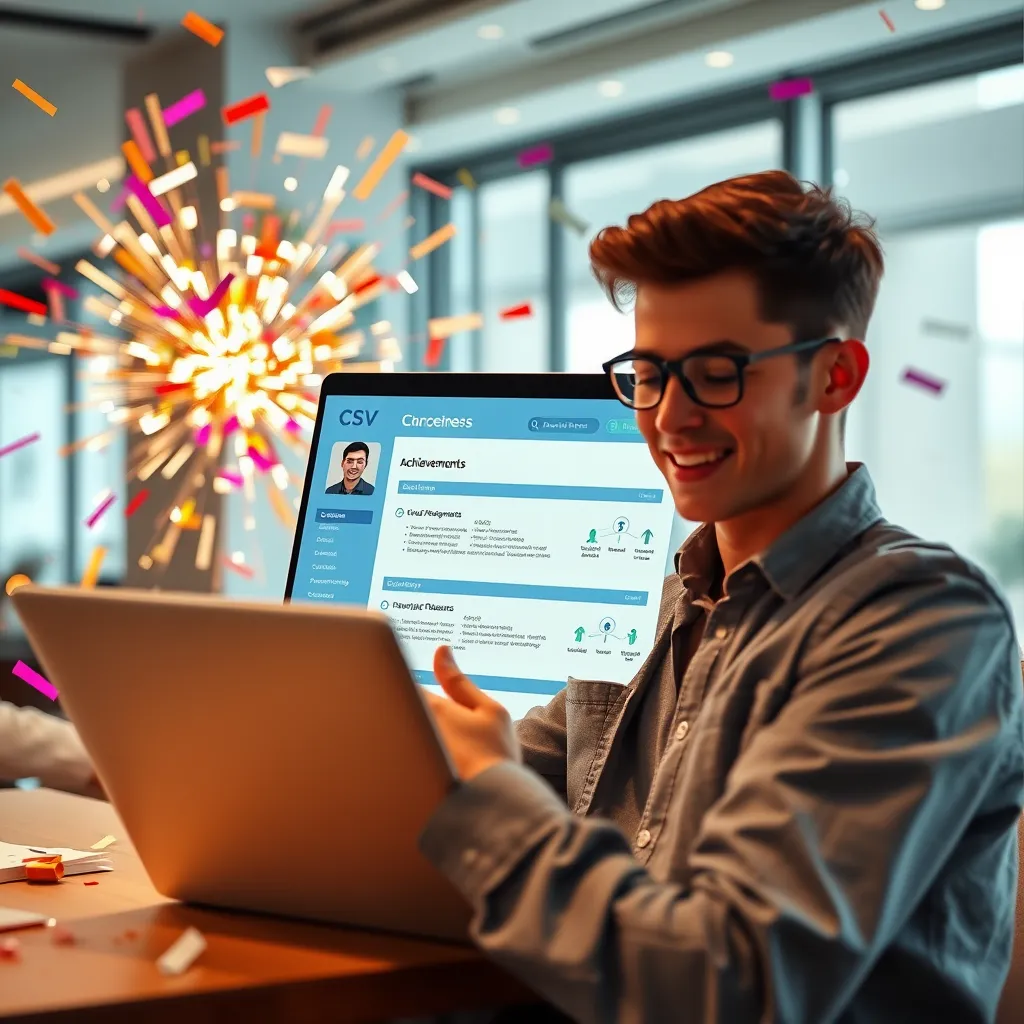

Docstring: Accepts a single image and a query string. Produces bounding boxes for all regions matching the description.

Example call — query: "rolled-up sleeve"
[0,701,96,794]
[420,571,1024,1023]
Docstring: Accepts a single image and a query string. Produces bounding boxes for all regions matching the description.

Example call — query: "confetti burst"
[3,102,430,582]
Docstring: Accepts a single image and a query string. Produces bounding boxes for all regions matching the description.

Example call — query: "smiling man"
[325,440,375,495]
[419,171,1024,1023]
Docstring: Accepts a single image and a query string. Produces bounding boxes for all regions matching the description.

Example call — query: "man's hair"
[342,441,370,461]
[589,170,884,343]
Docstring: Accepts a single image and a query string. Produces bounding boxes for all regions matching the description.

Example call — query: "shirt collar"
[674,463,884,602]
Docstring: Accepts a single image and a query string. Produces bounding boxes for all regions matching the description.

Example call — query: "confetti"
[145,93,172,157]
[395,270,418,294]
[409,222,456,261]
[251,112,265,158]
[125,174,172,228]
[276,132,329,159]
[311,104,332,138]
[43,279,77,299]
[12,78,57,117]
[16,248,60,275]
[352,130,409,201]
[157,926,206,976]
[223,93,270,125]
[125,108,156,162]
[81,546,107,590]
[12,661,58,702]
[0,289,47,317]
[378,189,408,222]
[91,835,116,850]
[356,136,375,160]
[500,302,533,320]
[901,367,946,395]
[879,9,896,32]
[231,191,275,210]
[222,555,254,579]
[920,317,972,340]
[325,218,366,238]
[210,140,241,153]
[197,133,211,167]
[3,178,57,235]
[412,172,452,200]
[150,161,198,196]
[265,66,312,88]
[125,489,150,517]
[424,336,446,369]
[85,492,116,528]
[182,11,223,46]
[26,856,64,883]
[0,432,40,459]
[51,925,76,945]
[769,77,814,102]
[428,313,483,338]
[517,142,553,169]
[120,140,152,183]
[0,937,21,960]
[83,881,99,886]
[549,198,589,236]
[5,574,31,596]
[163,88,206,127]
[456,168,476,190]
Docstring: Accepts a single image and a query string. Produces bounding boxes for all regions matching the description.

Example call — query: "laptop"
[286,372,678,719]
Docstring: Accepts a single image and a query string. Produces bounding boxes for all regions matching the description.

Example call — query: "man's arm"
[0,701,99,795]
[515,691,568,803]
[422,569,1024,1024]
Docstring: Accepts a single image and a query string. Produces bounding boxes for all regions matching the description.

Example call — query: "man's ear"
[822,339,868,413]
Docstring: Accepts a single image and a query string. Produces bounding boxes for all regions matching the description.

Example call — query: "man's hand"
[424,646,521,781]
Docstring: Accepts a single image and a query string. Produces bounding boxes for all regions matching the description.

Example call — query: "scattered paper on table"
[157,926,206,976]
[0,908,49,933]
[90,835,117,851]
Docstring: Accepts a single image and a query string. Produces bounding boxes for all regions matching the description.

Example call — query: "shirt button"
[636,829,652,849]
[714,626,728,639]
[675,721,690,741]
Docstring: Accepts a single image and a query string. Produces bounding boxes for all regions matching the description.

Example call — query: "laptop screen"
[288,390,676,717]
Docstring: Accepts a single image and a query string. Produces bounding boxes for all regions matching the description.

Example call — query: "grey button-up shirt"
[421,465,1024,1023]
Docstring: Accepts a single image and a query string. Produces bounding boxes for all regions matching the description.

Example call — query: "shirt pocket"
[564,677,628,814]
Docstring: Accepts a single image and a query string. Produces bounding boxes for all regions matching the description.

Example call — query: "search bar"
[527,417,600,434]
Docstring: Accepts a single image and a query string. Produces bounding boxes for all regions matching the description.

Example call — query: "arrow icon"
[265,66,313,89]
[641,529,653,544]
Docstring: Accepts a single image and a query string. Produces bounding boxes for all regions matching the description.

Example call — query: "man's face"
[634,271,824,525]
[343,451,367,482]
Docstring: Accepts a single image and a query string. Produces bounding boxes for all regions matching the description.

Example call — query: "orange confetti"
[26,856,64,883]
[3,178,56,236]
[16,247,60,275]
[356,136,374,160]
[424,337,446,368]
[181,11,223,46]
[409,222,456,261]
[121,139,153,184]
[412,172,452,200]
[352,130,409,201]
[12,79,57,116]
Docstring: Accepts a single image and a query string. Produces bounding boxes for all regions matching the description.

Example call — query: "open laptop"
[286,373,678,719]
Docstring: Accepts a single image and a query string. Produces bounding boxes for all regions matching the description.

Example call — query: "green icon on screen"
[627,628,637,645]
[586,529,597,543]
[641,529,653,544]
[574,626,585,643]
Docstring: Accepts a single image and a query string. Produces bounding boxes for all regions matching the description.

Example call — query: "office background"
[0,0,1022,641]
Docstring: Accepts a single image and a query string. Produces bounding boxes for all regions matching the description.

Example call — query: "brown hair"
[589,170,884,341]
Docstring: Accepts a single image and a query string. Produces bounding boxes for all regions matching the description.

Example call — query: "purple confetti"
[162,88,206,127]
[43,278,78,299]
[85,491,117,528]
[200,242,213,259]
[110,188,128,214]
[194,423,212,446]
[248,448,275,473]
[216,469,244,488]
[125,174,172,228]
[900,367,947,396]
[12,661,58,702]
[769,77,814,102]
[517,142,554,169]
[0,432,40,459]
[284,419,302,435]
[223,414,240,437]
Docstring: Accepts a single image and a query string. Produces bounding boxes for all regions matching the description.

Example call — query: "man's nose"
[654,373,704,434]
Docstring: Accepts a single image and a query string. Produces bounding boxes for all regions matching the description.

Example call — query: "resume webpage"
[293,396,674,717]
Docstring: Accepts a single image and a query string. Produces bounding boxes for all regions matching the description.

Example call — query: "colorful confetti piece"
[125,108,156,162]
[265,66,312,88]
[769,77,814,102]
[90,835,116,850]
[409,222,456,261]
[428,313,483,338]
[424,336,446,368]
[3,178,56,235]
[85,492,116,528]
[12,79,57,116]
[0,289,47,317]
[412,172,452,200]
[0,432,40,460]
[900,367,946,395]
[223,92,270,125]
[879,9,896,32]
[182,11,223,46]
[356,136,375,160]
[456,168,476,190]
[125,489,150,517]
[157,927,207,976]
[16,248,60,275]
[81,546,107,589]
[125,174,172,228]
[499,302,533,320]
[163,88,206,127]
[548,198,589,236]
[517,142,553,169]
[352,130,409,201]
[276,132,329,159]
[12,661,58,701]
[222,555,254,579]
[121,139,153,183]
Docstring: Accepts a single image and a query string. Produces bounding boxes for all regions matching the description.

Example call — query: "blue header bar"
[396,481,663,503]
[382,577,649,606]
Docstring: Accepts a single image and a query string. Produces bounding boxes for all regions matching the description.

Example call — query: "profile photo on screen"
[325,440,379,495]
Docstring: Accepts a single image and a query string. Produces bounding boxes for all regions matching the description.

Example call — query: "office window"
[446,185,476,372]
[0,358,68,634]
[563,121,784,373]
[832,65,1024,227]
[478,171,550,372]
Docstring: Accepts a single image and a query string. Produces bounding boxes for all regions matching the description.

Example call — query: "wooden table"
[0,790,538,1023]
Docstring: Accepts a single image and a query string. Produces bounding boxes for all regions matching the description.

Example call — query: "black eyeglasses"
[602,337,841,410]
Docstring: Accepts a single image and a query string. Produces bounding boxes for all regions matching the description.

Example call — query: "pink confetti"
[12,660,58,701]
[411,172,452,200]
[223,415,240,437]
[517,143,554,169]
[285,419,302,435]
[125,108,156,163]
[85,491,116,528]
[217,468,244,488]
[43,278,78,299]
[325,218,366,239]
[110,188,128,214]
[125,174,172,228]
[194,423,212,446]
[51,926,76,946]
[769,77,814,102]
[163,88,206,127]
[248,448,274,473]
[200,242,213,258]
[0,432,40,459]
[900,367,946,396]
[879,9,896,32]
[0,936,21,960]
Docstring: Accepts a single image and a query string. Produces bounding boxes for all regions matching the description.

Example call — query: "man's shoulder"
[325,482,342,494]
[360,480,375,494]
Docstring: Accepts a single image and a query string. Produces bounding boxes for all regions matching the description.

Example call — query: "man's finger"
[433,645,485,710]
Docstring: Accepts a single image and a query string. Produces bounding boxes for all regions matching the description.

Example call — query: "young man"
[325,440,375,495]
[419,171,1024,1022]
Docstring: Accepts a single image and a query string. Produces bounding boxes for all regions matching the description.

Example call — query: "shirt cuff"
[420,761,569,897]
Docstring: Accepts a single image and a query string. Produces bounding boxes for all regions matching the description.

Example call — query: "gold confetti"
[352,130,409,201]
[409,222,456,261]
[12,79,57,116]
